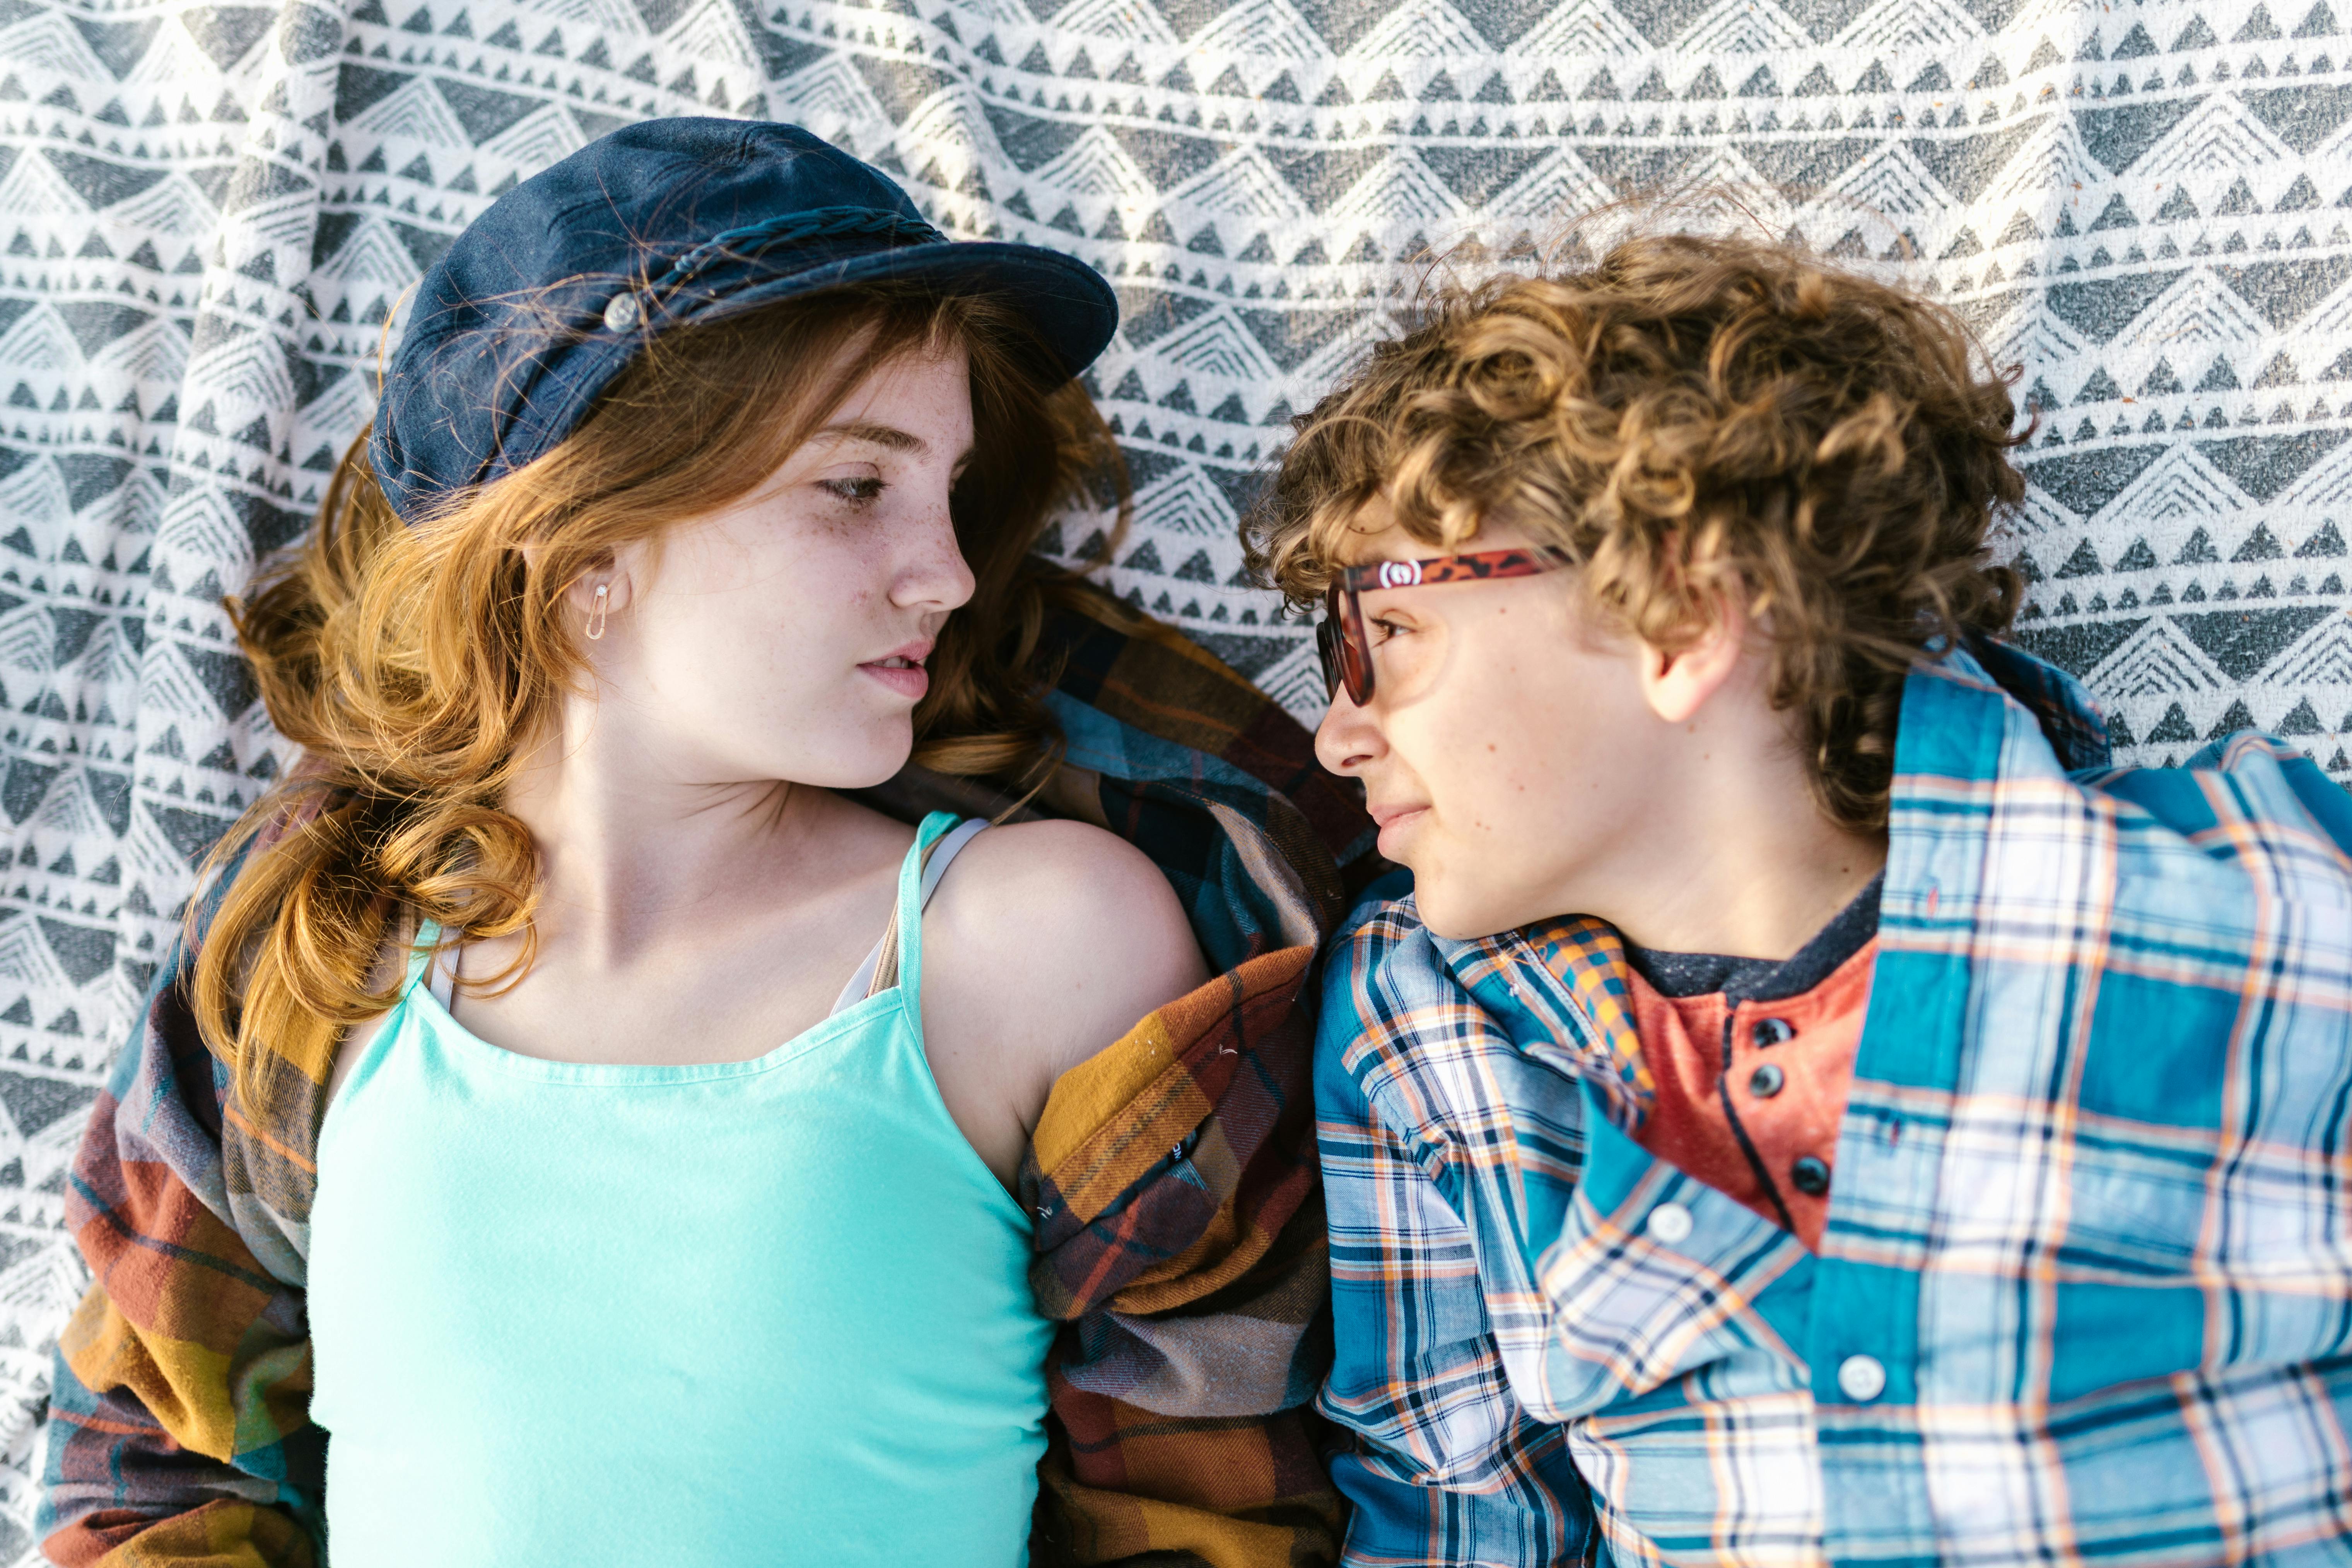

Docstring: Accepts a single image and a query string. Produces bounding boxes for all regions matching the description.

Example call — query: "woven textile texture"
[2,0,2350,1556]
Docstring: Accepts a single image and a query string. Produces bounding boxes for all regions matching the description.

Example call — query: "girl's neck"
[496,697,826,965]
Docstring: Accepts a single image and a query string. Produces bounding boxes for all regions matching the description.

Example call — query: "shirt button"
[1748,1062,1786,1098]
[1790,1155,1831,1196]
[1838,1354,1887,1402]
[1646,1202,1694,1244]
[1751,1017,1796,1048]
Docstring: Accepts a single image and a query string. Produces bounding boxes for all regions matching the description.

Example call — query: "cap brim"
[708,239,1119,384]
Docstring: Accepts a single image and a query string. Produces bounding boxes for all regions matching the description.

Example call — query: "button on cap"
[1751,1016,1796,1048]
[1789,1155,1831,1196]
[1748,1062,1786,1098]
[1646,1202,1693,1244]
[1838,1354,1887,1402]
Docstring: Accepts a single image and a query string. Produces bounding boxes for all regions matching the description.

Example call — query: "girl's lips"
[859,656,929,700]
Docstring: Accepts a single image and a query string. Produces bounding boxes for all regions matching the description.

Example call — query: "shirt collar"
[1958,632,2112,772]
[1622,871,1882,1003]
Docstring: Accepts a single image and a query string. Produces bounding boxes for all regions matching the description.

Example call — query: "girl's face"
[585,342,978,790]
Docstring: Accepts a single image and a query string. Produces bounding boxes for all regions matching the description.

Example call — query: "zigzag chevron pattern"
[3,0,2352,1553]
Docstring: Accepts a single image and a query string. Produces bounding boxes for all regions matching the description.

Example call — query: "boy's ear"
[1636,590,1750,726]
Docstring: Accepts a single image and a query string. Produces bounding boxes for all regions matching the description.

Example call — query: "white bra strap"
[828,817,989,1017]
[917,817,991,910]
[425,926,457,1010]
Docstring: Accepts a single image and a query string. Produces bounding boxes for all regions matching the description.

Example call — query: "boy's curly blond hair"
[1245,231,2028,832]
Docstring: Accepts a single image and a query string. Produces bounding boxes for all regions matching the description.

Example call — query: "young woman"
[41,120,1211,1566]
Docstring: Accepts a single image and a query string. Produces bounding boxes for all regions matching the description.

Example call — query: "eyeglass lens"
[1319,583,1372,705]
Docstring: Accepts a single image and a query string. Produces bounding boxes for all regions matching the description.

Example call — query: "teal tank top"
[307,814,1051,1566]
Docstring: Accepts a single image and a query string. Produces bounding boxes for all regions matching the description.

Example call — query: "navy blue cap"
[370,118,1119,522]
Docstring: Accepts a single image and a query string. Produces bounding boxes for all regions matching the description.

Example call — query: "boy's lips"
[1368,800,1430,855]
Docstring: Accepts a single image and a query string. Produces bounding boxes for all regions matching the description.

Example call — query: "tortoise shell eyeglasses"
[1316,545,1571,705]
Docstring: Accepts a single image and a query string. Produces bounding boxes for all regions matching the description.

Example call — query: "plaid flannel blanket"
[41,585,1375,1568]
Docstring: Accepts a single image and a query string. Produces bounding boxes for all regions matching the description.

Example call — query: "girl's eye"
[1368,616,1408,646]
[820,477,884,503]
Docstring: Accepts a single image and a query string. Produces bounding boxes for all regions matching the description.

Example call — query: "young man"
[1248,234,2352,1567]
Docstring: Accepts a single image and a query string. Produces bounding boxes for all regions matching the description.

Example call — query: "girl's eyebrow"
[814,421,975,469]
[819,420,926,453]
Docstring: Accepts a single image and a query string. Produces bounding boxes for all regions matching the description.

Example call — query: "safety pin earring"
[585,583,610,642]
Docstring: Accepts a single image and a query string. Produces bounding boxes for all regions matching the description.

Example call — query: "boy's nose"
[1315,691,1384,775]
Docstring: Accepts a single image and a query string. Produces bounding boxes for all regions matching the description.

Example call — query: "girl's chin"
[767,730,915,793]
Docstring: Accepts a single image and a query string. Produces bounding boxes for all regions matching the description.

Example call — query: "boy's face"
[1312,500,1667,941]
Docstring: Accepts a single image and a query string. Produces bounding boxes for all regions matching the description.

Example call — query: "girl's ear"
[558,554,634,619]
[1636,589,1749,726]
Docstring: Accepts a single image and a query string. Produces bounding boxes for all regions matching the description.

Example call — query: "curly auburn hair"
[1245,231,2027,832]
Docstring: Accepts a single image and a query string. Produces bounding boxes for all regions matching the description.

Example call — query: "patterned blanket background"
[0,0,2345,1549]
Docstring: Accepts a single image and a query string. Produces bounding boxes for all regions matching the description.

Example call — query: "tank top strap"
[410,918,455,1009]
[914,815,990,916]
[846,812,985,1011]
[891,811,987,998]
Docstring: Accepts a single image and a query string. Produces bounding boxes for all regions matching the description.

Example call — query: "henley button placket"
[1838,1353,1887,1402]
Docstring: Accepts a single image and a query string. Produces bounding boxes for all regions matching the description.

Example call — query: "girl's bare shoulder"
[940,820,1196,963]
[922,819,1209,1079]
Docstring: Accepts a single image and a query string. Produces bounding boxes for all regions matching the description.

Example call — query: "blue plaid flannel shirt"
[1317,637,2352,1568]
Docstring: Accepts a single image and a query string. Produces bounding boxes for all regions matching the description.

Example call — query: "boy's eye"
[1368,615,1408,645]
[821,477,884,502]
